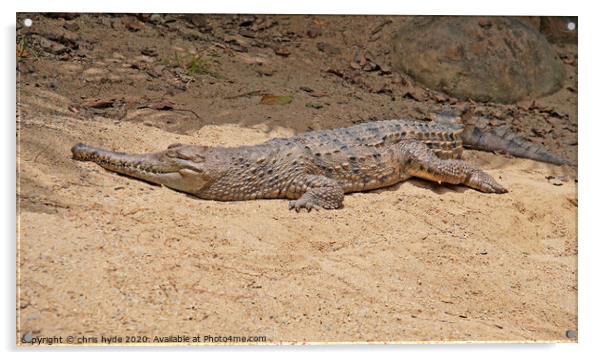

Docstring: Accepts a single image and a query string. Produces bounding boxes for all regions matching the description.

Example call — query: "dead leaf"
[82,98,115,109]
[239,54,268,65]
[16,46,30,59]
[148,100,174,110]
[260,95,293,105]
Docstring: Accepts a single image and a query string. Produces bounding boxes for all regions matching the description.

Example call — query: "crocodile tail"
[461,125,568,165]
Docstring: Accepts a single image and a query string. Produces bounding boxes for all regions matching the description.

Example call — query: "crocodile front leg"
[287,175,344,212]
[397,140,508,193]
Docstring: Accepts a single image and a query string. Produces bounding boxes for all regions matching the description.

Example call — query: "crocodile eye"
[165,149,178,158]
[175,150,205,163]
[176,150,194,160]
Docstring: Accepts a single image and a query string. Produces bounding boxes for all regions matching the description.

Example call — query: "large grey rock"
[392,16,565,103]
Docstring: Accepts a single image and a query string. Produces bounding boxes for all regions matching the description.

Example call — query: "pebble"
[149,14,164,25]
[63,22,80,32]
[274,47,291,57]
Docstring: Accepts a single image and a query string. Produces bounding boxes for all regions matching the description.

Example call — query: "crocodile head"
[71,143,216,194]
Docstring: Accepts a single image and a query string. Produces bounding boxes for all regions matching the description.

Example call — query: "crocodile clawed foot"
[482,181,508,194]
[288,199,320,212]
[467,171,508,194]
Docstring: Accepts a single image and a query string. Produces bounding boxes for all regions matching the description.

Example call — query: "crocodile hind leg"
[288,175,344,212]
[397,140,508,193]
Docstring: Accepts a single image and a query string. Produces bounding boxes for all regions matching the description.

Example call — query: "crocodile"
[71,117,566,211]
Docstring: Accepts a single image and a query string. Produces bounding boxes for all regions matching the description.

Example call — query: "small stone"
[149,14,163,24]
[239,16,255,27]
[239,29,255,38]
[379,63,392,74]
[255,67,274,76]
[141,48,158,57]
[316,42,340,55]
[33,35,67,55]
[63,22,80,32]
[369,33,382,42]
[224,35,248,52]
[122,16,145,32]
[186,14,207,28]
[374,55,388,70]
[146,64,165,78]
[274,47,291,57]
[434,93,448,102]
[307,27,321,38]
[229,43,247,53]
[362,61,379,72]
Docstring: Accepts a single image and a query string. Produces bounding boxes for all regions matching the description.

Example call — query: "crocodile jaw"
[71,143,209,194]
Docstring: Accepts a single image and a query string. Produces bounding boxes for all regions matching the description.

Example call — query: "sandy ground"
[16,14,577,344]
